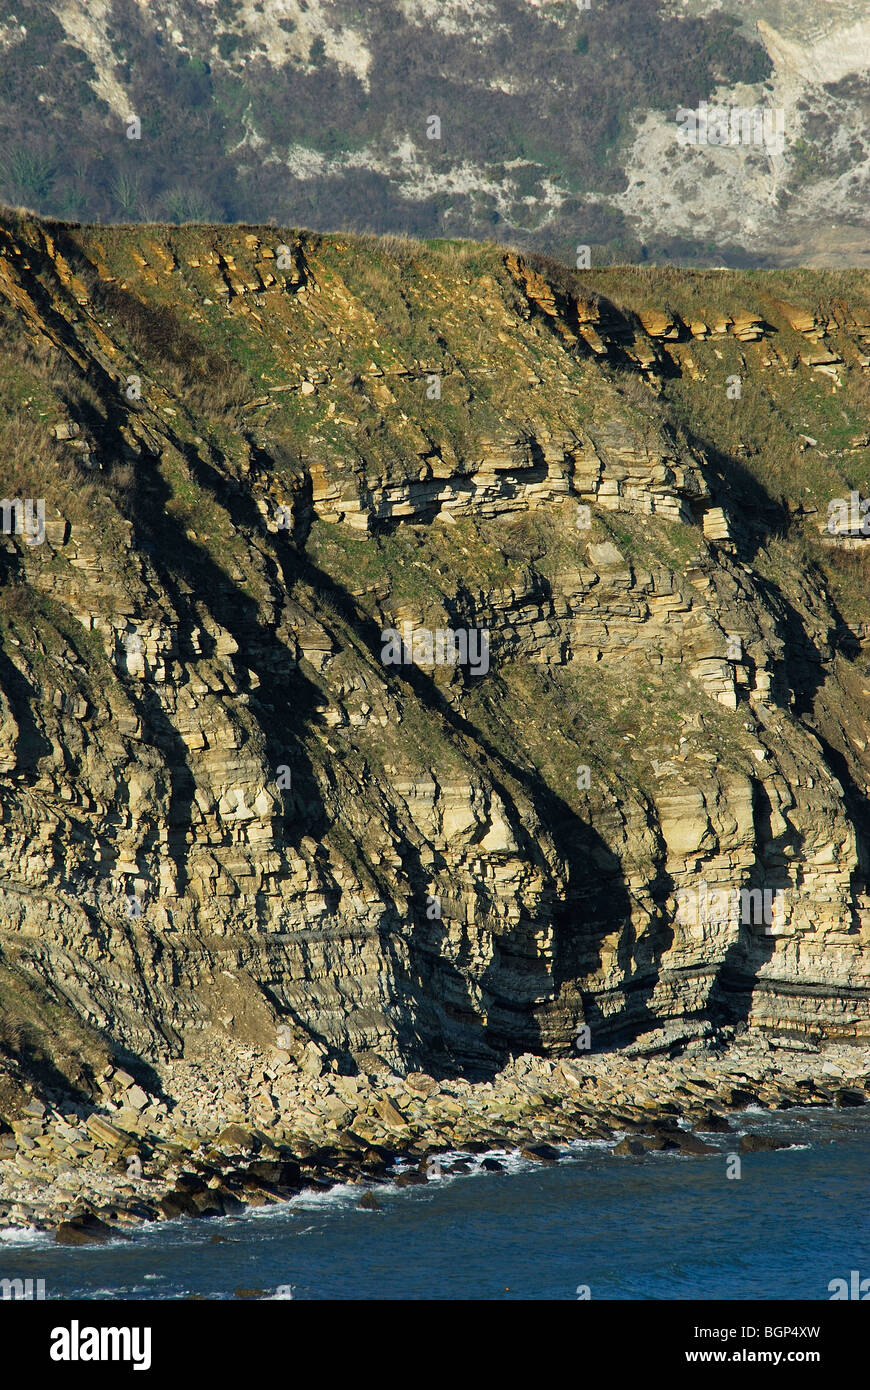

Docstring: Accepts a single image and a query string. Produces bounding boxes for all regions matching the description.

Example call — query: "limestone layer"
[0,217,869,1099]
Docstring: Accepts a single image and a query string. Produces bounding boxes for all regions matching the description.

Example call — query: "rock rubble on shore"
[2,1034,868,1239]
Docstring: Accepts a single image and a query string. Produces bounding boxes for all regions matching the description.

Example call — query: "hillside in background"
[0,0,868,266]
[0,214,870,1119]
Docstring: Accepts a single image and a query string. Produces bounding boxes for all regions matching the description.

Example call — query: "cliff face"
[1,214,870,1097]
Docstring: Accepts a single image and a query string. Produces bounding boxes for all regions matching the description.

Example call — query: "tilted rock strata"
[0,218,868,1114]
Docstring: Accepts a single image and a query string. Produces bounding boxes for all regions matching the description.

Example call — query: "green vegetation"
[0,0,772,263]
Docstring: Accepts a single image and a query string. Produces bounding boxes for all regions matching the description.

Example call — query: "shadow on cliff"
[672,424,870,1032]
[0,253,340,1077]
[293,552,681,1078]
[684,435,789,567]
[57,381,332,868]
[0,573,55,778]
[707,778,799,1032]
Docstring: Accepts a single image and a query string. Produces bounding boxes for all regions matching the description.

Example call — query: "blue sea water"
[2,1106,869,1300]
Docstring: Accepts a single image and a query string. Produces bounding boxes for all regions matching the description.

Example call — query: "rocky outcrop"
[0,217,869,1116]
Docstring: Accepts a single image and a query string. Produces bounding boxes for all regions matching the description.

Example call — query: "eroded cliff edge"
[1,214,870,1113]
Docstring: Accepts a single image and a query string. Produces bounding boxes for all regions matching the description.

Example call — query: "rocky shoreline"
[2,1031,869,1243]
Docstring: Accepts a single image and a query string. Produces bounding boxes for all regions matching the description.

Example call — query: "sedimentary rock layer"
[0,217,869,1100]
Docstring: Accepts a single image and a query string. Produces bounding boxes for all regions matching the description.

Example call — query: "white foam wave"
[0,1224,51,1247]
